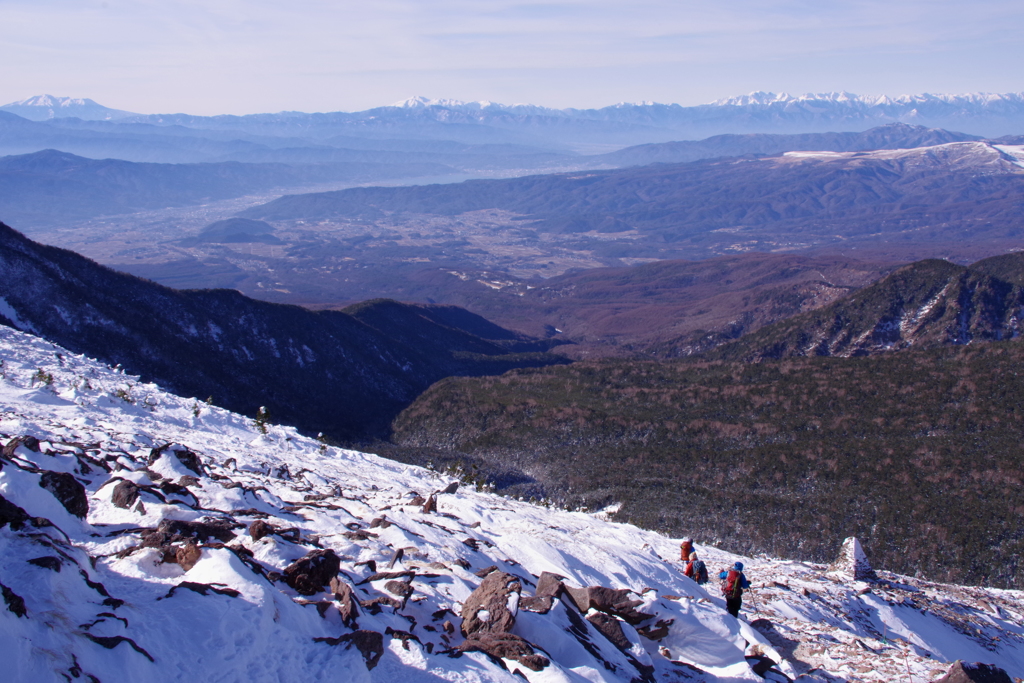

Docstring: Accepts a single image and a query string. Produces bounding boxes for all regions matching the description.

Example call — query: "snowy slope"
[1,325,1022,682]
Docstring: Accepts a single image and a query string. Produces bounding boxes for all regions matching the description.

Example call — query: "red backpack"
[722,570,743,599]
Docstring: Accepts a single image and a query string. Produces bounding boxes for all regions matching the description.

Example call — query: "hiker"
[679,537,694,562]
[683,552,708,585]
[718,562,751,617]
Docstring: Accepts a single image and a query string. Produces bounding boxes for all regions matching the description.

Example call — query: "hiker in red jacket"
[718,562,751,617]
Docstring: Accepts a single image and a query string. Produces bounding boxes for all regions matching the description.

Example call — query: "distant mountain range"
[4,91,1024,157]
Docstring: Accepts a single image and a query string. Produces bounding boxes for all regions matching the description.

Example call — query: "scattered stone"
[385,626,421,650]
[248,519,273,541]
[283,549,341,595]
[460,571,522,637]
[359,595,403,613]
[343,530,378,541]
[369,516,390,529]
[745,653,779,676]
[2,435,40,458]
[157,518,236,543]
[459,632,549,671]
[0,493,30,530]
[462,538,480,550]
[385,580,414,599]
[159,582,241,599]
[587,612,632,651]
[329,577,359,627]
[637,618,674,641]
[519,596,554,613]
[409,495,426,506]
[933,660,1013,683]
[83,634,155,662]
[178,475,200,487]
[828,537,877,582]
[111,480,140,509]
[133,500,146,515]
[159,481,192,498]
[313,630,384,670]
[39,471,89,518]
[176,542,202,571]
[441,482,459,494]
[27,556,62,572]
[563,585,653,625]
[535,572,566,599]
[452,558,471,569]
[149,444,203,475]
[475,565,499,578]
[2,582,27,617]
[422,494,437,514]
[387,548,404,568]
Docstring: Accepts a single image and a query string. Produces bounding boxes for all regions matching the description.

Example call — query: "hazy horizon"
[3,1,1022,117]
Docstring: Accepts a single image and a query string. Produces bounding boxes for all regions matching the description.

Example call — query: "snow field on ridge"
[1,325,1023,682]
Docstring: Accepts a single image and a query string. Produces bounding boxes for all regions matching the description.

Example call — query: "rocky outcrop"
[2,435,40,458]
[150,443,203,475]
[828,537,877,582]
[563,585,654,625]
[248,519,273,541]
[283,549,341,596]
[933,661,1013,683]
[0,493,30,530]
[459,632,550,672]
[329,577,359,627]
[39,471,88,518]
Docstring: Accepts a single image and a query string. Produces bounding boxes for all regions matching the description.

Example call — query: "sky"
[2,0,1023,116]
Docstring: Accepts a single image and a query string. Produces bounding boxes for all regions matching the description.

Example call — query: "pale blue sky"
[2,0,1022,115]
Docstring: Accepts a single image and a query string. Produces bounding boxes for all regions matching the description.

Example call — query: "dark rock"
[157,518,236,543]
[39,471,89,518]
[385,580,414,598]
[460,571,522,637]
[459,632,549,671]
[452,558,471,569]
[0,493,30,530]
[83,634,155,662]
[746,654,779,676]
[314,630,384,670]
[343,530,378,541]
[283,549,341,595]
[27,556,62,572]
[564,585,654,625]
[385,626,421,650]
[359,570,416,584]
[329,577,359,627]
[140,531,171,548]
[933,661,1014,683]
[475,565,499,578]
[422,494,437,514]
[441,482,459,494]
[111,480,140,509]
[179,475,200,487]
[133,500,146,515]
[160,582,240,599]
[462,538,480,550]
[587,612,632,651]
[2,435,41,458]
[358,595,403,613]
[176,542,202,571]
[387,548,404,568]
[369,516,390,529]
[409,495,426,506]
[248,519,273,541]
[1,582,27,617]
[150,444,203,475]
[159,481,192,498]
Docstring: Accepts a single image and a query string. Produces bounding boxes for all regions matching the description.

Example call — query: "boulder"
[460,571,522,637]
[283,549,341,596]
[520,571,566,613]
[27,556,62,572]
[39,471,89,518]
[828,537,877,582]
[314,630,384,670]
[422,494,437,514]
[441,482,459,494]
[932,661,1013,683]
[385,580,414,599]
[111,480,140,509]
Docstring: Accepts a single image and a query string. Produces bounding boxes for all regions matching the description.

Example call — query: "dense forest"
[391,340,1024,588]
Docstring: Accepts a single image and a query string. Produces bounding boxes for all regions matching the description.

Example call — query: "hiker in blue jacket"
[719,562,751,617]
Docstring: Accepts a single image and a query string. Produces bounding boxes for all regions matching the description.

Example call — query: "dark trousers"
[726,596,742,617]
